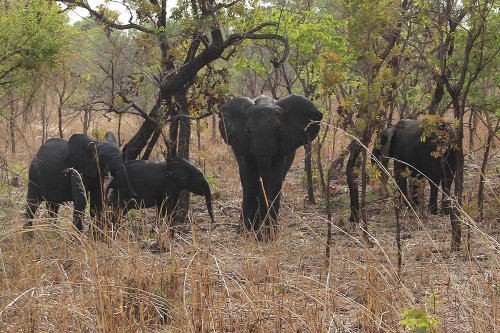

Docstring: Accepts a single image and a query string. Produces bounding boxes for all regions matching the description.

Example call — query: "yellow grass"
[0,118,498,332]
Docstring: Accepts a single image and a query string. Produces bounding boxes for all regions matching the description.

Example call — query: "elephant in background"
[25,132,136,231]
[107,156,215,226]
[219,94,322,236]
[372,119,457,214]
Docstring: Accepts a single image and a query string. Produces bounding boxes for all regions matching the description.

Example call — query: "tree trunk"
[82,107,91,136]
[477,131,493,222]
[468,109,477,159]
[428,75,445,115]
[450,95,464,251]
[57,103,64,138]
[40,88,49,143]
[8,91,17,154]
[305,143,315,204]
[175,91,191,224]
[117,114,123,145]
[211,113,217,141]
[122,99,162,161]
[317,142,326,198]
[360,148,368,236]
[141,129,161,160]
[346,140,362,226]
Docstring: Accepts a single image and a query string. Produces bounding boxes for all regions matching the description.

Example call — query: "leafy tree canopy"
[0,0,77,88]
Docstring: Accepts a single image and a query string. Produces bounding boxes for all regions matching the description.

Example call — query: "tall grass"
[0,137,498,332]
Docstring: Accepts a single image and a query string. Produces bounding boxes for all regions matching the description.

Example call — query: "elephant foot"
[254,224,278,242]
[441,207,452,215]
[89,225,106,241]
[22,222,35,239]
[235,223,246,235]
[428,206,439,215]
[23,220,34,228]
[441,201,453,215]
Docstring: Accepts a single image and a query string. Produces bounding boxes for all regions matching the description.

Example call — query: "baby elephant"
[107,156,215,225]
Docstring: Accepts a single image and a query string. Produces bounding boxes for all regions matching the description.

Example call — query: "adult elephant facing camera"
[219,94,322,235]
[25,132,136,232]
[372,119,457,215]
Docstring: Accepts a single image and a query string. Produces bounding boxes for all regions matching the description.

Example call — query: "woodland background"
[0,0,498,332]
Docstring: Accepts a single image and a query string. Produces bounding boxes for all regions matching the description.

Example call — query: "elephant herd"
[23,94,458,238]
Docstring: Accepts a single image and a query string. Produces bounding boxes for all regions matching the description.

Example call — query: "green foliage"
[400,308,437,333]
[230,3,347,97]
[206,175,220,189]
[91,128,107,141]
[419,115,457,158]
[0,0,77,88]
[400,292,440,333]
[368,163,383,181]
[493,283,500,295]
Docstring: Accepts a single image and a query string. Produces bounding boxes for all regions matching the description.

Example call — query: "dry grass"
[0,122,498,332]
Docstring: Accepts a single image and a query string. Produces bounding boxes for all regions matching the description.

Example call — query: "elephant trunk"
[114,164,137,202]
[204,190,215,225]
[371,146,382,167]
[189,174,215,224]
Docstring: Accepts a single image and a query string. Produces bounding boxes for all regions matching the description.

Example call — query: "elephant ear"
[277,94,323,153]
[65,134,99,178]
[104,131,118,144]
[219,96,254,154]
[380,128,395,159]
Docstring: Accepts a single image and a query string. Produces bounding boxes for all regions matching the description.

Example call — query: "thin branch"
[223,23,290,65]
[61,0,155,34]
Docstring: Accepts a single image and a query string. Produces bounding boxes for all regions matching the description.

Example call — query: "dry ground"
[0,122,498,332]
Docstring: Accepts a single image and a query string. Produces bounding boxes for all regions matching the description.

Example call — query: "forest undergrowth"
[0,130,498,333]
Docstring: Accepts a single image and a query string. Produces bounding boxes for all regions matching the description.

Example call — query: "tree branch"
[60,0,156,34]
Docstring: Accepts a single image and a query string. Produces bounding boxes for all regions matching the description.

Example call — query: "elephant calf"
[25,132,136,231]
[372,119,457,214]
[107,156,215,226]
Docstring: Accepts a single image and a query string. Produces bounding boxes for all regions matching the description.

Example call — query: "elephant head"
[219,94,322,233]
[372,127,395,169]
[165,156,215,224]
[65,132,136,201]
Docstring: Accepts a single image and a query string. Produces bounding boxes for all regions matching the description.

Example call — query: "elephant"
[372,119,457,214]
[219,94,322,235]
[106,156,215,226]
[25,132,137,231]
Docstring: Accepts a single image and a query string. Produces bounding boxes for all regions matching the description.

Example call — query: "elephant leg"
[70,171,86,232]
[409,177,420,207]
[427,179,439,215]
[88,182,105,231]
[159,200,173,227]
[239,159,260,232]
[24,199,39,227]
[243,181,260,232]
[24,181,41,225]
[109,188,130,226]
[157,201,175,238]
[47,202,60,218]
[264,159,286,234]
[111,200,127,226]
